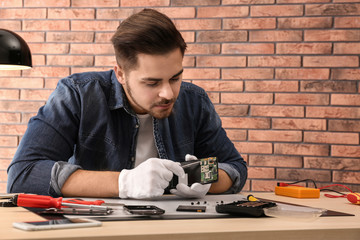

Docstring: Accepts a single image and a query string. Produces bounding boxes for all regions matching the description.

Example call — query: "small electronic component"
[216,200,277,217]
[176,205,206,212]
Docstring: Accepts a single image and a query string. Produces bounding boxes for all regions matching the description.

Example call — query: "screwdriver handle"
[14,193,63,209]
[347,192,360,205]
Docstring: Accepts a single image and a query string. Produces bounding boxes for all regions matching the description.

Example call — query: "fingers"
[161,160,185,178]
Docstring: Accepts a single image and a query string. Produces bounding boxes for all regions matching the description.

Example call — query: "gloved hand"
[170,154,211,199]
[118,158,185,199]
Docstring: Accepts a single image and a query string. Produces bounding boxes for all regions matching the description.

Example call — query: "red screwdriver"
[11,193,111,212]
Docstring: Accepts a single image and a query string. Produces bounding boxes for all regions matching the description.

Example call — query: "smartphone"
[124,205,165,215]
[13,218,102,231]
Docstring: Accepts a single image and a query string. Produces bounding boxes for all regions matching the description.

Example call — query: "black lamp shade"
[0,29,32,70]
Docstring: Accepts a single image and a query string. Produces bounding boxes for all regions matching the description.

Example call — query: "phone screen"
[13,218,102,231]
[25,218,90,226]
[124,205,165,215]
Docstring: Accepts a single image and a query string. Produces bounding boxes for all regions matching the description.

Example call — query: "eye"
[146,82,159,87]
[170,77,180,82]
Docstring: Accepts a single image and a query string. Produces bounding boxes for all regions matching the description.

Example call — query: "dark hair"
[111,9,187,71]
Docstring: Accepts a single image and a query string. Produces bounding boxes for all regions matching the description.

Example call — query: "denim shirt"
[7,70,247,197]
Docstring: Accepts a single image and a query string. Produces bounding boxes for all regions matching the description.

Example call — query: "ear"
[114,65,126,84]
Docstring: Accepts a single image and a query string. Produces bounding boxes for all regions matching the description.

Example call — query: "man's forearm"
[208,169,233,194]
[61,169,120,197]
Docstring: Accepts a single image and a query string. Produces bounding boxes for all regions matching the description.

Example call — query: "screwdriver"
[11,193,111,211]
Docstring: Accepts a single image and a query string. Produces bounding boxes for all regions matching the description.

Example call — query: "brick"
[223,18,276,30]
[329,120,360,132]
[71,20,119,31]
[249,155,303,168]
[234,142,273,154]
[22,113,37,123]
[95,56,116,67]
[301,81,356,93]
[251,180,277,192]
[95,33,114,43]
[0,113,21,123]
[250,30,302,42]
[0,182,6,194]
[47,55,94,66]
[18,32,45,43]
[183,56,195,67]
[221,117,270,129]
[304,157,360,171]
[0,78,43,89]
[44,79,60,89]
[251,106,304,117]
[23,67,70,78]
[215,105,249,116]
[121,0,169,6]
[225,129,247,141]
[306,106,360,119]
[48,8,94,19]
[304,132,359,145]
[70,44,114,55]
[20,89,53,101]
[174,19,221,30]
[183,68,220,80]
[24,0,70,7]
[0,90,19,100]
[273,118,326,131]
[335,16,360,28]
[0,8,46,19]
[186,44,220,55]
[96,8,139,19]
[153,8,196,18]
[305,30,360,41]
[248,167,275,179]
[0,0,22,7]
[0,148,17,159]
[172,0,220,6]
[249,130,302,142]
[246,81,298,92]
[306,3,360,16]
[29,43,69,54]
[275,143,329,156]
[334,43,360,54]
[222,43,274,54]
[0,124,28,135]
[23,20,69,31]
[277,68,330,80]
[181,32,195,43]
[277,43,332,54]
[332,145,360,158]
[0,71,21,77]
[197,56,246,67]
[248,56,301,67]
[0,159,12,169]
[0,136,18,147]
[197,6,248,18]
[332,94,360,106]
[47,32,94,43]
[251,5,303,16]
[207,92,219,103]
[32,55,46,66]
[223,0,274,4]
[197,31,247,42]
[193,80,243,92]
[278,17,332,29]
[71,0,119,7]
[303,56,359,67]
[275,93,329,105]
[223,68,274,80]
[0,21,21,30]
[221,93,273,104]
[332,69,360,80]
[277,168,331,181]
[333,171,360,184]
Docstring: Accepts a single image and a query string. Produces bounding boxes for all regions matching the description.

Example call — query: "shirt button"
[131,157,135,161]
[135,124,139,128]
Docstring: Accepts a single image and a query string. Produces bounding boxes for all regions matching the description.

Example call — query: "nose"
[158,82,174,100]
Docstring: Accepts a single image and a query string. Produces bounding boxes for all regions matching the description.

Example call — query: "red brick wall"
[0,0,359,193]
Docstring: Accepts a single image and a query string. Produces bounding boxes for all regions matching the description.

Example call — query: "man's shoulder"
[62,70,115,87]
[180,81,207,97]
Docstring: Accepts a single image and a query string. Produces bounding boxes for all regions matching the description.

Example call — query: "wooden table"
[1,192,359,240]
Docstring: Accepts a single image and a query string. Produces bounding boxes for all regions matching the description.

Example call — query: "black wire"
[320,189,347,196]
[288,179,317,189]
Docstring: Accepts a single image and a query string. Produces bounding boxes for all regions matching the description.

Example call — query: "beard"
[125,83,176,119]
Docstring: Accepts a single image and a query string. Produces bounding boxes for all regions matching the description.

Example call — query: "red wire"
[319,184,353,198]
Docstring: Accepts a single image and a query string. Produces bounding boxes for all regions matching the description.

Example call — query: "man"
[7,9,247,199]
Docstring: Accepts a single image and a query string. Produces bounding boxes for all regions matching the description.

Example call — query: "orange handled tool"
[347,192,360,205]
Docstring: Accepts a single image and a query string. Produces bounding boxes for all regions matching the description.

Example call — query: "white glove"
[170,182,211,199]
[170,154,211,199]
[118,158,184,199]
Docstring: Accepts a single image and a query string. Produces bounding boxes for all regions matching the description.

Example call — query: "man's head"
[111,9,187,119]
[111,9,187,72]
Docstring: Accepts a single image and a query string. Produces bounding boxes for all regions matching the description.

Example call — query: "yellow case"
[275,186,320,198]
